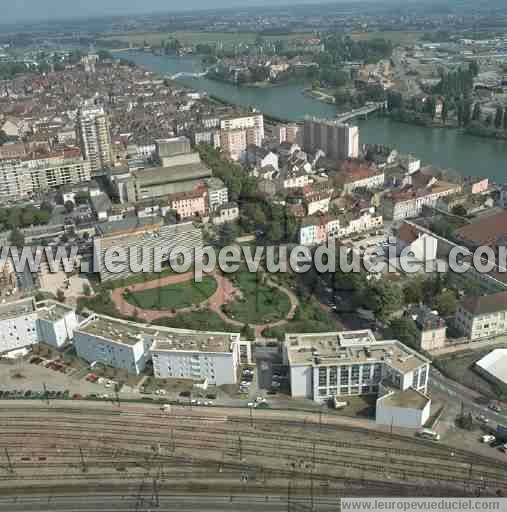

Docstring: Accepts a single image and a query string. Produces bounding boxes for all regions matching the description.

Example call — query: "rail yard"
[0,401,505,509]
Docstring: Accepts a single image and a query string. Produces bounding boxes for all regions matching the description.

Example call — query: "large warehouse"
[475,349,507,388]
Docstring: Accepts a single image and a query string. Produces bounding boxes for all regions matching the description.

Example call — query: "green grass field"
[224,265,291,324]
[125,276,217,311]
[350,31,424,44]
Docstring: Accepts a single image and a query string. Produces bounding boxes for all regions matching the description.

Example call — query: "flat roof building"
[475,349,507,389]
[0,298,39,353]
[74,313,251,378]
[284,330,431,428]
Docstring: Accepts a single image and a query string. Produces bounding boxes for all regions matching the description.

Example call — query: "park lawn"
[125,276,217,311]
[154,309,238,333]
[225,265,291,324]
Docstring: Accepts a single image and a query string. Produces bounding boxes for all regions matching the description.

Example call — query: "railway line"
[0,402,504,501]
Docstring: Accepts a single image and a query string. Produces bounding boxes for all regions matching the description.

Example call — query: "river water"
[123,51,507,181]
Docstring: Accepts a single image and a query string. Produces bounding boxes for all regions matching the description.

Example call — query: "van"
[416,429,440,441]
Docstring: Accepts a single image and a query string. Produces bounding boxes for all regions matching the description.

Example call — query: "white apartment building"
[455,292,507,341]
[73,315,154,374]
[151,331,251,386]
[73,314,251,379]
[78,107,113,174]
[36,300,80,348]
[220,113,264,141]
[220,129,247,161]
[205,177,229,211]
[0,298,39,353]
[340,170,385,195]
[383,182,460,221]
[284,330,431,429]
[0,159,32,202]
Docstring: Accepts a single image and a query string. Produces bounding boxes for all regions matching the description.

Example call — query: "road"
[429,368,507,425]
[0,495,338,511]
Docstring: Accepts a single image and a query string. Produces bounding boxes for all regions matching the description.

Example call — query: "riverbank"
[303,87,336,105]
[120,50,507,180]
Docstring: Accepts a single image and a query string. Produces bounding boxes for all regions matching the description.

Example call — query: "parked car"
[489,402,501,413]
[482,435,495,443]
[476,414,489,424]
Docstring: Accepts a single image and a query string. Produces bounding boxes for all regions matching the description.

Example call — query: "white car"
[482,435,495,443]
[255,396,266,403]
[247,402,256,408]
[476,414,489,424]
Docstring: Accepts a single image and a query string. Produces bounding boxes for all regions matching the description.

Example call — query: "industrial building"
[93,220,203,281]
[475,349,507,389]
[74,313,251,379]
[283,330,431,429]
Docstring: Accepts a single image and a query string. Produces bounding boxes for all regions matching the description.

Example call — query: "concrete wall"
[375,396,431,429]
[290,364,313,399]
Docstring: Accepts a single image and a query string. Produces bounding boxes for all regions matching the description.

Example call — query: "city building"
[455,292,507,341]
[212,202,239,225]
[167,187,208,220]
[151,331,251,386]
[36,300,80,348]
[220,113,264,141]
[283,330,430,428]
[94,220,203,282]
[114,161,212,203]
[336,167,385,194]
[396,221,438,263]
[74,315,154,374]
[220,128,247,161]
[0,298,39,353]
[205,177,228,211]
[407,305,447,351]
[303,118,359,160]
[383,181,460,221]
[77,107,113,174]
[453,210,507,251]
[475,349,507,389]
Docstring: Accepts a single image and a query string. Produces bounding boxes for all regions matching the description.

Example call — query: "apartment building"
[220,128,247,161]
[205,177,228,211]
[36,300,80,348]
[0,159,32,202]
[77,107,113,174]
[383,181,460,221]
[74,315,153,374]
[167,187,208,219]
[151,331,251,386]
[94,220,203,282]
[407,305,447,351]
[0,298,39,353]
[336,167,385,194]
[73,313,251,379]
[303,118,359,160]
[284,330,431,428]
[455,292,507,341]
[220,113,264,141]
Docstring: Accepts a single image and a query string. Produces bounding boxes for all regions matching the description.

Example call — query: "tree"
[494,106,504,130]
[441,99,448,124]
[56,289,66,303]
[0,129,8,144]
[241,324,255,341]
[504,107,507,131]
[373,282,403,322]
[434,290,457,317]
[451,204,467,217]
[9,227,24,249]
[83,284,92,297]
[387,318,419,348]
[472,102,481,122]
[217,223,238,248]
[403,275,426,305]
[468,60,479,77]
[64,201,75,213]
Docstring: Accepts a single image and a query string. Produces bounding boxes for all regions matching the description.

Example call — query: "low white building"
[376,387,431,429]
[151,331,251,386]
[0,298,39,353]
[36,300,80,348]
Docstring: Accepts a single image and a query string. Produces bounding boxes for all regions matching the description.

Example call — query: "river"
[123,51,507,182]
